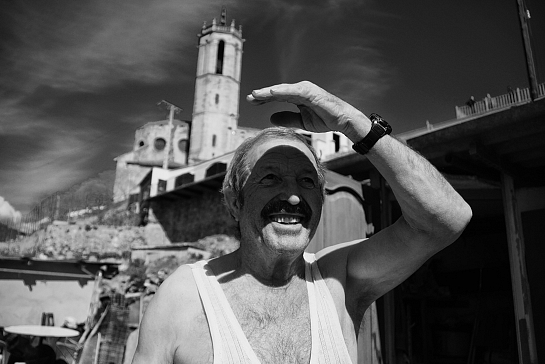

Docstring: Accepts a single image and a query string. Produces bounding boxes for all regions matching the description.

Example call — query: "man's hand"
[247,81,369,142]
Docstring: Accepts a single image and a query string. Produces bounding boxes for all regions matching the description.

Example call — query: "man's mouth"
[262,200,311,226]
[268,213,304,224]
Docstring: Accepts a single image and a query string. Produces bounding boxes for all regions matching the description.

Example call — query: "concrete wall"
[0,279,94,326]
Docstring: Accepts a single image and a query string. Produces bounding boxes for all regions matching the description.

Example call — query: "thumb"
[270,111,303,128]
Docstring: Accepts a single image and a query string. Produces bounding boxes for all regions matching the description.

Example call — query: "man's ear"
[223,187,241,221]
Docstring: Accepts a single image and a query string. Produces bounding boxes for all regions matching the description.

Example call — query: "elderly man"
[132,82,472,364]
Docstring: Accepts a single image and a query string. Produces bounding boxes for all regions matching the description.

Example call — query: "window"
[138,140,145,148]
[178,139,188,152]
[158,179,167,193]
[206,163,227,177]
[215,94,219,104]
[154,138,166,151]
[216,40,225,74]
[175,173,195,188]
[212,134,217,147]
[333,133,340,152]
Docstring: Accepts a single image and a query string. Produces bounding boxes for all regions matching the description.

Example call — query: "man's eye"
[261,174,279,183]
[300,177,316,188]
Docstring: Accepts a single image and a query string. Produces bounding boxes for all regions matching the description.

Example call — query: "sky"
[1,0,544,218]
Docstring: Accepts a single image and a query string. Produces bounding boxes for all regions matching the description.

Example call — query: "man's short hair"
[222,127,326,207]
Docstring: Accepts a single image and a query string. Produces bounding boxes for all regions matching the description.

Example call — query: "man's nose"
[287,195,300,205]
[282,178,301,205]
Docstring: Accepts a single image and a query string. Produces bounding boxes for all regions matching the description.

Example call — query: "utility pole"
[157,100,182,169]
[516,0,539,101]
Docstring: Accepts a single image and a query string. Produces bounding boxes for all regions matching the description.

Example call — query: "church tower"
[189,9,244,164]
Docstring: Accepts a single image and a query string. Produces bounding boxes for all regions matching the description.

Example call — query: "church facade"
[113,10,350,204]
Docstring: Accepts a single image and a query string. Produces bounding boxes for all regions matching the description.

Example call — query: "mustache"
[261,199,312,220]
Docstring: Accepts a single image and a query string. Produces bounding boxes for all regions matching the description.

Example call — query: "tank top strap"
[189,261,223,361]
[189,260,260,364]
[307,256,354,364]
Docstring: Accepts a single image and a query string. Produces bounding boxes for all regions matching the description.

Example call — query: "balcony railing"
[455,82,545,119]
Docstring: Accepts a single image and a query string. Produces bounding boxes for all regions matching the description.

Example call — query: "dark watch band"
[352,113,392,155]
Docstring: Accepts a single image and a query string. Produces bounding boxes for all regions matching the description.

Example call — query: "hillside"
[0,221,239,261]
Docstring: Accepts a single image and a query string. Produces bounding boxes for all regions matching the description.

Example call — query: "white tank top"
[189,253,354,364]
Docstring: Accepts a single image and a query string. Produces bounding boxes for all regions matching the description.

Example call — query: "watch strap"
[352,113,392,155]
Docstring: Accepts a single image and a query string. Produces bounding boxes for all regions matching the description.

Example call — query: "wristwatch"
[352,113,392,155]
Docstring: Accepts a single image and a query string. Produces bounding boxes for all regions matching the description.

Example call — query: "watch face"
[352,113,392,155]
[370,113,392,135]
[381,121,392,134]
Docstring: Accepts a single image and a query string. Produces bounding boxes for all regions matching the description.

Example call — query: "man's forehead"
[248,138,318,169]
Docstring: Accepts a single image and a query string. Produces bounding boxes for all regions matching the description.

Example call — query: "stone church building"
[112,9,351,205]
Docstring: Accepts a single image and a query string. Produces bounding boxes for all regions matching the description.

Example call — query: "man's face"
[235,138,323,254]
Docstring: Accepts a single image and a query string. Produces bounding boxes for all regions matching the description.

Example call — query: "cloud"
[327,43,396,107]
[0,196,22,223]
[1,0,234,94]
[0,91,112,212]
[247,0,392,105]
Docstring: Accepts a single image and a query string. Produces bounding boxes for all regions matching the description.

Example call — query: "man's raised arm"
[248,81,472,300]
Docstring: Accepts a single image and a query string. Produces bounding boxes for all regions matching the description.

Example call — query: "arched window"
[178,139,188,152]
[154,138,166,151]
[216,40,225,74]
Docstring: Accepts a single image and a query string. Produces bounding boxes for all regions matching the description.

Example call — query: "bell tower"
[189,9,244,164]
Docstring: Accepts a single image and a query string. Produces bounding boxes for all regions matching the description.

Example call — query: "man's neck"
[234,245,306,287]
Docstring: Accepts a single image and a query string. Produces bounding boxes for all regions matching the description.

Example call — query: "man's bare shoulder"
[158,264,198,300]
[133,264,211,364]
[314,238,386,308]
[315,238,365,261]
[149,264,204,328]
[315,239,365,280]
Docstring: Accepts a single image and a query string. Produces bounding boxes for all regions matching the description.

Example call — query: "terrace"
[455,82,545,119]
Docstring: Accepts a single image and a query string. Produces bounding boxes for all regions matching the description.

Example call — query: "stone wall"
[0,222,147,260]
[150,191,238,243]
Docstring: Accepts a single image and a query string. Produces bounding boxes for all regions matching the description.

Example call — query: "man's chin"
[270,220,304,232]
[262,223,311,251]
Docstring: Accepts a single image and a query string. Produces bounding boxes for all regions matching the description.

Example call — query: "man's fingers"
[247,86,281,104]
[270,111,303,128]
[246,94,269,105]
[247,83,312,105]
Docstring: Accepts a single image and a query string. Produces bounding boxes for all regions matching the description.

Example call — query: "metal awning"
[0,257,118,283]
[406,97,545,188]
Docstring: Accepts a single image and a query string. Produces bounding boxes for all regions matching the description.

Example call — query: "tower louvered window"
[216,40,225,74]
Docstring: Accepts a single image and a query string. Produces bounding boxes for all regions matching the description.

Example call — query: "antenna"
[156,100,183,169]
[516,0,539,100]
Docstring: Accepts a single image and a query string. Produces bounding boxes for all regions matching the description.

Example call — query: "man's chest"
[224,279,312,364]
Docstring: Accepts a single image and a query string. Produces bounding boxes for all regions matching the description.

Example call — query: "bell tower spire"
[189,9,244,164]
[220,7,227,25]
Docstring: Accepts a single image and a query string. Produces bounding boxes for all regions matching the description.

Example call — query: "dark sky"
[1,0,544,218]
